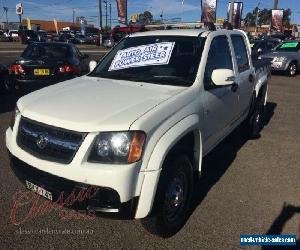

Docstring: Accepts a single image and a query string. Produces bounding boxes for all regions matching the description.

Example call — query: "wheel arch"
[135,114,202,219]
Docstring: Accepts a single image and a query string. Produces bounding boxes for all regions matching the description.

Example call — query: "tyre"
[242,92,266,139]
[0,74,9,94]
[151,154,194,237]
[286,62,297,77]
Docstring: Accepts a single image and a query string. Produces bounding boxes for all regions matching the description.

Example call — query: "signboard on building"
[130,13,139,23]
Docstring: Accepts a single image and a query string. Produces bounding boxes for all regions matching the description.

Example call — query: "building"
[21,19,94,32]
[0,22,20,30]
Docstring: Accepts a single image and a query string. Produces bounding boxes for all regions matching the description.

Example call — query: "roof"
[129,28,246,38]
[130,29,207,37]
[30,42,74,47]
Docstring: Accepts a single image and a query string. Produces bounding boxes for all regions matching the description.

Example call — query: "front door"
[202,35,239,154]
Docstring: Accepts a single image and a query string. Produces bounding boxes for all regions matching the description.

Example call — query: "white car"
[6,29,270,237]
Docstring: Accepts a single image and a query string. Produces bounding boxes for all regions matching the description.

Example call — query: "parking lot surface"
[0,47,300,249]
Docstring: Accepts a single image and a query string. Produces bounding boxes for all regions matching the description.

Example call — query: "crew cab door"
[230,35,255,118]
[202,35,239,153]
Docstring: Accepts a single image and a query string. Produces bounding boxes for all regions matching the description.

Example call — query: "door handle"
[231,83,238,92]
[249,74,255,83]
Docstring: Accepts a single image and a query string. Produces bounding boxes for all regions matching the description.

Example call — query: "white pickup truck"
[6,29,270,236]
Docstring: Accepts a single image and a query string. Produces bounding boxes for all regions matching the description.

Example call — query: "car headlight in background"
[88,131,146,164]
[10,106,20,129]
[273,56,286,63]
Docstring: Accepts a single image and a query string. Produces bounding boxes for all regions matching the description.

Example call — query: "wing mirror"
[211,69,235,86]
[89,60,97,72]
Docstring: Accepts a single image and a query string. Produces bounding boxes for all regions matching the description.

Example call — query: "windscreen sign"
[272,9,284,32]
[109,42,175,71]
[201,0,217,23]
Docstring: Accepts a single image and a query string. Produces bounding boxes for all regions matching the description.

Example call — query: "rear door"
[230,34,254,119]
[202,35,239,152]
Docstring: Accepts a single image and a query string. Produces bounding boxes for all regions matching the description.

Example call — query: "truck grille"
[17,117,86,164]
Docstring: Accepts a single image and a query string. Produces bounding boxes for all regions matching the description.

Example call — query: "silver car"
[260,41,300,76]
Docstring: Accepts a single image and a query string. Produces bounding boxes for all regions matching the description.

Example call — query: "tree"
[138,11,153,24]
[244,7,291,27]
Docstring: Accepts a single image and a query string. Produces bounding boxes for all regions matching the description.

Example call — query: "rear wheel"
[151,155,193,237]
[286,62,297,77]
[242,90,266,139]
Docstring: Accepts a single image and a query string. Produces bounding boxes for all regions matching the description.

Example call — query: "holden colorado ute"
[6,29,270,237]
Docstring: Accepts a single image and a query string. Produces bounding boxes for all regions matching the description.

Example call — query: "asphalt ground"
[0,46,300,250]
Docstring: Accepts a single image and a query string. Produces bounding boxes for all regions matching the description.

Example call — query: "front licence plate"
[25,180,53,201]
[34,69,50,76]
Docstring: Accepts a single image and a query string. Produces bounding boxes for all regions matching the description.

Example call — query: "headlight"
[10,106,20,129]
[273,56,286,62]
[88,131,146,164]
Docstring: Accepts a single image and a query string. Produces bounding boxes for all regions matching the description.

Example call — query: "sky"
[1,0,300,26]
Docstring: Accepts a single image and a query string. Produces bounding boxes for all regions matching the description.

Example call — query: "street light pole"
[98,0,103,45]
[104,0,108,31]
[3,7,8,29]
[73,8,75,24]
[109,3,112,30]
[255,2,261,36]
[99,0,103,30]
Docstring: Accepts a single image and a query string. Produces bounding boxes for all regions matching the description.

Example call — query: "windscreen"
[22,44,72,59]
[89,36,204,87]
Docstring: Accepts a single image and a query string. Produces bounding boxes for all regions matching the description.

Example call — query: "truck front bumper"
[6,126,145,219]
[9,153,139,219]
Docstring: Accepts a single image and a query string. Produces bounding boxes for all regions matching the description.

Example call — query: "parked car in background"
[58,33,74,43]
[260,40,300,76]
[73,34,89,44]
[10,42,89,95]
[20,30,39,44]
[269,33,287,41]
[0,30,10,42]
[86,33,100,45]
[9,30,20,41]
[37,30,48,42]
[103,38,114,48]
[0,64,10,93]
[250,39,281,59]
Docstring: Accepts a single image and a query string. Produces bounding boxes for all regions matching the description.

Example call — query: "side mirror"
[211,69,235,86]
[89,60,97,72]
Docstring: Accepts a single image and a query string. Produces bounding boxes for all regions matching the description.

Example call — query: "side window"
[231,35,250,73]
[204,36,233,89]
[266,42,275,50]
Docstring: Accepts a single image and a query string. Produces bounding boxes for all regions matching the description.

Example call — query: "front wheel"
[151,155,194,237]
[0,74,10,94]
[286,62,297,77]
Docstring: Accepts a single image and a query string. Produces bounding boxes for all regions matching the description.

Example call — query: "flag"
[54,19,58,34]
[27,18,31,30]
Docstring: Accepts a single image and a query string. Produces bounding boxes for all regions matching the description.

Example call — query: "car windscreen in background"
[22,44,72,59]
[90,36,205,87]
[276,42,300,52]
